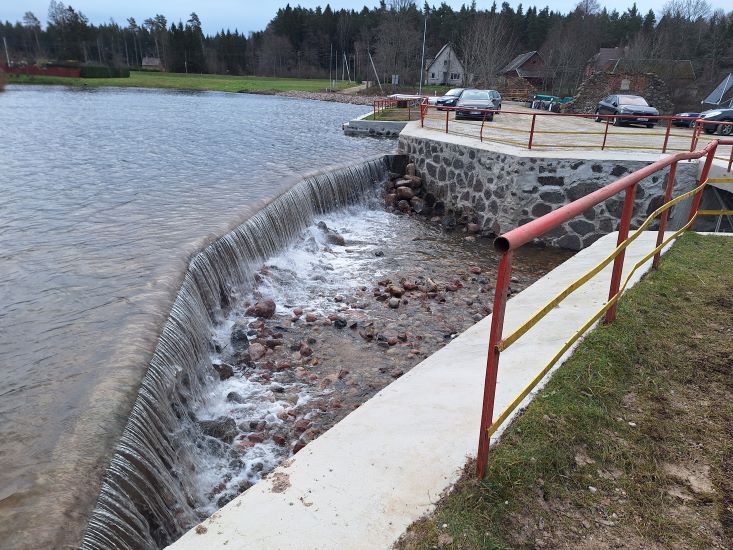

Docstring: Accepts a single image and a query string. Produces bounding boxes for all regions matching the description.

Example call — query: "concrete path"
[169,231,676,550]
[340,83,368,95]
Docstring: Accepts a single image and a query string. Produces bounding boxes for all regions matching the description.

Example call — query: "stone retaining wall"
[398,133,699,250]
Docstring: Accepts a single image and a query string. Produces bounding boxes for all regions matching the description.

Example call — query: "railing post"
[653,161,677,269]
[604,183,637,324]
[662,117,672,154]
[476,251,513,480]
[728,145,733,173]
[690,120,699,152]
[480,112,486,142]
[601,116,610,150]
[688,146,718,224]
[528,114,537,150]
[445,109,449,134]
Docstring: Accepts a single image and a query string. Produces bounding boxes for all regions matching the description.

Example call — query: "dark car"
[594,94,659,128]
[487,89,502,110]
[700,108,733,135]
[672,112,700,128]
[455,90,495,121]
[436,88,465,110]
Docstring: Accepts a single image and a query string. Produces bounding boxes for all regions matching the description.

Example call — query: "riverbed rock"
[410,197,425,213]
[230,320,250,351]
[388,297,400,309]
[245,299,276,319]
[199,417,238,443]
[325,232,346,246]
[226,391,246,404]
[406,162,416,176]
[397,200,411,213]
[212,363,234,381]
[249,342,266,361]
[305,312,318,322]
[385,193,397,207]
[467,223,481,234]
[396,186,415,200]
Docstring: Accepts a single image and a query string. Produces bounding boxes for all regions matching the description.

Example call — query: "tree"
[460,12,516,86]
[22,11,42,58]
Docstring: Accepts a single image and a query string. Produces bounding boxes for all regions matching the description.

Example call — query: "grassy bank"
[399,233,733,549]
[7,71,352,93]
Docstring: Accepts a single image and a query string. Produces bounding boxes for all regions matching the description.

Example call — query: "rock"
[212,363,234,381]
[404,175,422,189]
[406,162,416,176]
[199,417,238,443]
[226,391,245,404]
[410,197,425,213]
[292,307,303,317]
[467,223,481,234]
[230,320,250,351]
[397,200,411,213]
[402,281,417,291]
[387,285,404,297]
[333,317,347,329]
[388,297,400,309]
[441,214,456,229]
[249,342,266,361]
[469,265,482,274]
[396,186,414,200]
[374,250,385,257]
[299,344,313,357]
[245,299,276,319]
[305,312,318,322]
[384,193,397,207]
[325,232,346,246]
[272,434,286,446]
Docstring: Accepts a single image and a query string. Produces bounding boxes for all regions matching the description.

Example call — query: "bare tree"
[22,11,43,58]
[460,13,516,87]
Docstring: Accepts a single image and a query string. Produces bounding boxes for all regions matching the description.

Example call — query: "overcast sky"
[3,0,731,35]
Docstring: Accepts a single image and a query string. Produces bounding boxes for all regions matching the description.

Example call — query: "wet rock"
[292,307,303,317]
[333,317,347,329]
[410,197,425,213]
[245,299,276,319]
[469,266,482,275]
[213,362,234,381]
[305,312,318,322]
[441,215,456,229]
[374,250,385,257]
[385,193,397,207]
[299,344,313,357]
[387,285,404,297]
[388,297,400,309]
[199,417,238,443]
[230,320,250,351]
[325,232,346,246]
[467,223,481,234]
[226,391,245,404]
[217,493,236,508]
[272,434,286,446]
[249,342,266,361]
[396,186,415,200]
[406,162,416,176]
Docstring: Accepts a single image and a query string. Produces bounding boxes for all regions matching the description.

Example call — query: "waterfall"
[81,156,391,550]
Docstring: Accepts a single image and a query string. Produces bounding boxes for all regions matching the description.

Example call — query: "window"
[431,72,435,78]
[450,73,461,80]
[444,60,448,66]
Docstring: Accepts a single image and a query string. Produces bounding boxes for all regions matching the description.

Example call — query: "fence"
[372,96,424,122]
[476,137,733,479]
[419,100,733,170]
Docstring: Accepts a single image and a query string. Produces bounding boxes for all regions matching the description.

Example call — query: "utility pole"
[329,43,333,90]
[368,50,383,94]
[419,15,427,96]
[3,36,11,66]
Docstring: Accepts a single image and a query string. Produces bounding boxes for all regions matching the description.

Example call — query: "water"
[0,85,394,549]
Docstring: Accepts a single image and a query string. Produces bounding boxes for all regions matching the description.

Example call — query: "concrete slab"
[169,231,678,550]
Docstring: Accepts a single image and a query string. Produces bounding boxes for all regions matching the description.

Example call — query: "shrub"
[79,65,131,78]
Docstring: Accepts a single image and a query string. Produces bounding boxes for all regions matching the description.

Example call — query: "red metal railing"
[419,99,733,164]
[476,137,733,479]
[372,96,425,122]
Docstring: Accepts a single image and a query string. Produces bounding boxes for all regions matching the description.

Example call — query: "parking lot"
[421,102,730,159]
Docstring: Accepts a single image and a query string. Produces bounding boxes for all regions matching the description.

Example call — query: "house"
[497,51,551,100]
[141,57,162,71]
[425,44,464,86]
[586,47,626,75]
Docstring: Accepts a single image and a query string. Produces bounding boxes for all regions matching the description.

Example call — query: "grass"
[399,233,733,549]
[7,70,353,94]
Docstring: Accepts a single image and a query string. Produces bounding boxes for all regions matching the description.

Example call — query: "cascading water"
[81,157,391,550]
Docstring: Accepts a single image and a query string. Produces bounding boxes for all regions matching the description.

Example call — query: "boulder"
[245,299,276,319]
[396,186,415,200]
[388,297,400,309]
[249,342,266,361]
[406,162,416,176]
[325,232,346,246]
[212,363,234,381]
[199,416,238,443]
[230,320,250,351]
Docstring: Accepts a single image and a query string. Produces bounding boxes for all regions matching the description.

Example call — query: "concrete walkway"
[169,231,676,550]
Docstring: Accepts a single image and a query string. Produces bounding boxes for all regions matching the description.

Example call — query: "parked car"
[487,89,502,110]
[436,88,465,110]
[700,108,733,135]
[594,94,659,128]
[672,111,700,128]
[455,89,495,120]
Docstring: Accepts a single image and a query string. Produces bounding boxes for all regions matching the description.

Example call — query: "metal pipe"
[445,109,449,134]
[604,183,637,324]
[601,117,610,150]
[688,144,718,224]
[494,143,718,254]
[662,118,672,153]
[653,162,677,269]
[476,251,513,479]
[528,114,536,150]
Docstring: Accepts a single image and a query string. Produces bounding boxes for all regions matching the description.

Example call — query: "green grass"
[399,233,733,549]
[7,71,352,94]
[364,107,420,121]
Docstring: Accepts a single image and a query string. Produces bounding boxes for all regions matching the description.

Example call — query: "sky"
[3,0,731,36]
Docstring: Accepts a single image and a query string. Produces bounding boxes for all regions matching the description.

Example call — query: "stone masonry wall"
[564,72,673,115]
[398,133,699,250]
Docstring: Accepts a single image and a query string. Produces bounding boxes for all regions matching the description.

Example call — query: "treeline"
[2,0,732,91]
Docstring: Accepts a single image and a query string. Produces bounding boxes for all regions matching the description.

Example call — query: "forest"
[2,0,732,95]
